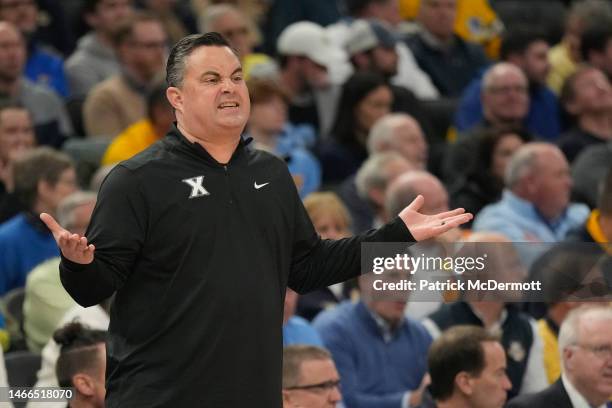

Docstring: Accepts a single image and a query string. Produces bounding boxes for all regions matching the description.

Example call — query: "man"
[53,322,107,408]
[405,0,488,97]
[313,269,432,407]
[83,12,167,138]
[101,82,174,165]
[455,29,560,140]
[40,33,471,407]
[507,305,612,408]
[0,0,69,97]
[0,22,72,147]
[282,345,342,408]
[425,326,512,408]
[581,23,612,81]
[558,67,612,162]
[473,143,588,246]
[276,21,346,138]
[283,289,323,346]
[0,147,76,296]
[444,63,531,185]
[23,191,96,352]
[66,0,133,98]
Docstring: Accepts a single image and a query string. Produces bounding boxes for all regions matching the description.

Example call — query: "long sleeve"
[59,165,146,307]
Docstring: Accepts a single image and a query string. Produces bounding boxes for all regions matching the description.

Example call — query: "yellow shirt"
[101,119,160,165]
[400,0,502,58]
[537,318,561,384]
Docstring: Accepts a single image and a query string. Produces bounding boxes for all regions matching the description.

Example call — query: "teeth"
[219,103,238,108]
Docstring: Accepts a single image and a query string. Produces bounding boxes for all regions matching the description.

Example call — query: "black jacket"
[59,125,414,407]
[505,379,572,408]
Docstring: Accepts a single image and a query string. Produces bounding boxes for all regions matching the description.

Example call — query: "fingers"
[405,195,424,212]
[436,213,473,231]
[40,212,65,235]
[433,207,466,220]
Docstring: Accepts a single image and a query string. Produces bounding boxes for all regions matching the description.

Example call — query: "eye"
[232,75,243,83]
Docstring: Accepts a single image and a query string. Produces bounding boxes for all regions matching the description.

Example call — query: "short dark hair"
[112,11,162,48]
[500,28,549,61]
[166,32,236,88]
[598,166,612,214]
[428,325,500,401]
[283,345,332,389]
[54,322,107,388]
[580,23,612,62]
[12,147,74,210]
[146,82,171,119]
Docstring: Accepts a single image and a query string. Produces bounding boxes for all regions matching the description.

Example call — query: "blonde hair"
[303,192,352,232]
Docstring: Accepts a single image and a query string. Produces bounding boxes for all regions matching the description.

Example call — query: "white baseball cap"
[276,21,343,69]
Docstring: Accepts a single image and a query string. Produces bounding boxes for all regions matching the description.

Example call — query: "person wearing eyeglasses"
[282,345,342,408]
[507,305,612,408]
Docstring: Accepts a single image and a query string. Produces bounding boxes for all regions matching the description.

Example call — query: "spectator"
[455,29,561,141]
[140,0,196,44]
[580,23,612,81]
[0,102,35,221]
[276,21,346,137]
[507,305,612,408]
[0,22,73,147]
[243,78,320,198]
[283,289,323,347]
[83,12,167,138]
[449,127,530,226]
[342,17,438,100]
[65,0,133,98]
[53,322,107,408]
[319,72,392,184]
[473,143,589,246]
[571,142,612,208]
[424,326,512,408]
[296,192,353,321]
[405,0,488,97]
[199,4,275,80]
[558,66,612,163]
[282,345,342,408]
[547,0,612,95]
[101,82,174,165]
[444,63,530,185]
[355,152,415,229]
[0,0,69,97]
[23,191,96,352]
[0,147,76,295]
[423,232,548,399]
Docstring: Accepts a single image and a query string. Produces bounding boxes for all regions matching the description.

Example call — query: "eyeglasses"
[284,380,341,393]
[574,343,612,360]
[486,85,528,95]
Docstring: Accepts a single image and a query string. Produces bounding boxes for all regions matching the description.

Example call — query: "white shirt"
[562,374,608,408]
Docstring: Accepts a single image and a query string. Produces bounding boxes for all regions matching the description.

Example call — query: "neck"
[470,301,504,329]
[33,201,55,218]
[152,121,168,140]
[280,69,303,99]
[0,76,19,97]
[566,372,609,408]
[178,122,240,164]
[437,396,471,408]
[94,30,113,49]
[578,113,612,140]
[124,66,152,88]
[249,127,278,151]
[486,114,522,129]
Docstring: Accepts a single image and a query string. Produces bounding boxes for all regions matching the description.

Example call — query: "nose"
[502,374,512,390]
[328,385,342,403]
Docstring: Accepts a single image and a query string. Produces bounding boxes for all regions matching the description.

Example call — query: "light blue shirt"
[283,316,323,347]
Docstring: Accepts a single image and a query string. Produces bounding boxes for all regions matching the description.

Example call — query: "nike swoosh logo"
[254,181,270,190]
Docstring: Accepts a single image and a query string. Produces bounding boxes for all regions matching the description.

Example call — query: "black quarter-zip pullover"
[59,124,414,407]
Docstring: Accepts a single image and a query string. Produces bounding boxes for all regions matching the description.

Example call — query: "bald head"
[0,21,26,83]
[385,170,448,218]
[481,63,529,125]
[368,113,428,169]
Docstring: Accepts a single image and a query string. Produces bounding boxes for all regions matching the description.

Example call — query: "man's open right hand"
[40,212,95,264]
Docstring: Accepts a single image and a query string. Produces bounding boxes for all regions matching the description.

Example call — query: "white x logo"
[182,176,210,198]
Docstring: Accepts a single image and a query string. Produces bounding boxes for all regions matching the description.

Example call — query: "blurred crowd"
[0,0,610,407]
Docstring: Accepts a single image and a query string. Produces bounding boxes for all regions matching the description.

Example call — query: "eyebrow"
[199,67,243,80]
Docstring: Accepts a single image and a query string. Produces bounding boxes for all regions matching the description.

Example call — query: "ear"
[72,373,95,397]
[455,371,474,395]
[37,179,53,201]
[166,87,183,113]
[368,187,385,208]
[563,347,574,370]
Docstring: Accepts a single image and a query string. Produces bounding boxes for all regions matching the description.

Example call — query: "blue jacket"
[314,301,432,408]
[26,46,69,98]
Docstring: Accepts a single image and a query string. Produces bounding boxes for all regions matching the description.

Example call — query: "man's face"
[564,316,612,404]
[482,69,529,124]
[169,45,250,139]
[0,108,34,163]
[210,10,252,58]
[249,95,287,136]
[567,69,612,116]
[529,149,571,220]
[300,58,330,91]
[419,0,457,41]
[371,46,398,78]
[392,119,428,170]
[40,167,78,212]
[87,0,133,37]
[522,40,550,84]
[0,23,25,82]
[0,0,37,34]
[121,20,167,81]
[466,342,512,408]
[283,359,341,408]
[599,39,612,78]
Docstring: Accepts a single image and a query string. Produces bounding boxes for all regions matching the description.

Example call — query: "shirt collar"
[466,303,508,335]
[503,190,569,232]
[562,374,607,408]
[366,307,402,343]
